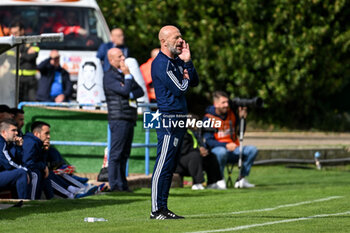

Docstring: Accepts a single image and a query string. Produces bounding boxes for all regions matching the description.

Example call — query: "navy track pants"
[151,127,185,212]
[0,169,28,199]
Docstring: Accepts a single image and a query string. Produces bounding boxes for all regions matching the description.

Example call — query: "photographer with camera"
[203,91,258,188]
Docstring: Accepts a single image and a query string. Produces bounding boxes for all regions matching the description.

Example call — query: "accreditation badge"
[129,99,137,108]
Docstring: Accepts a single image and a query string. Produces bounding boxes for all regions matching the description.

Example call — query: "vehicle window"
[0,6,109,51]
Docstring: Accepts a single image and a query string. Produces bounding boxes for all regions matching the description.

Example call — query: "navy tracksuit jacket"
[0,136,29,199]
[22,133,72,199]
[151,51,199,212]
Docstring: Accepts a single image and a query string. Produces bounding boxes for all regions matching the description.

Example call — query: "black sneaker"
[150,211,169,220]
[162,209,185,219]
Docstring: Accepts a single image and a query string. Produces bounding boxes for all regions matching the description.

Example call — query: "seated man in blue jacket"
[0,119,29,199]
[36,50,73,102]
[203,91,258,188]
[22,121,54,199]
[46,145,105,194]
[22,121,95,199]
[46,146,88,185]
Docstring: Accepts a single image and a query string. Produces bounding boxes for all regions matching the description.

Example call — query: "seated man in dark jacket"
[46,145,103,192]
[22,121,95,199]
[0,119,29,199]
[175,128,226,190]
[36,50,72,102]
[22,121,54,199]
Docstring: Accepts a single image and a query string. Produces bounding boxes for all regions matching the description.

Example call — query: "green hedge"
[98,0,350,130]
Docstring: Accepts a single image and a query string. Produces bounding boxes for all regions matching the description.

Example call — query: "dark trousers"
[29,169,53,200]
[151,127,186,212]
[19,75,37,102]
[0,169,28,199]
[108,120,134,191]
[29,169,42,200]
[203,153,223,184]
[176,152,222,185]
[176,151,204,184]
[49,171,78,198]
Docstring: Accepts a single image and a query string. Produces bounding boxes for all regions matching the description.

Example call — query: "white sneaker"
[191,184,205,190]
[216,179,227,190]
[207,179,227,190]
[78,183,94,194]
[234,178,255,188]
[206,183,219,189]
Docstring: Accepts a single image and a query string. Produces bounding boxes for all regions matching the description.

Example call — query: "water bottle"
[84,217,108,222]
[314,151,321,170]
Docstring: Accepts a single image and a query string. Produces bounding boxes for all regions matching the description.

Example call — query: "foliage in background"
[98,0,350,130]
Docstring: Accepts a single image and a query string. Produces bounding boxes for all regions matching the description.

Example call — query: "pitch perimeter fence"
[18,102,157,176]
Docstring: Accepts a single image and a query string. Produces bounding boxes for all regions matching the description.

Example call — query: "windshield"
[0,6,110,51]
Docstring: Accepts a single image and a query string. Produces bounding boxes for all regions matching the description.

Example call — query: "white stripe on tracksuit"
[166,60,188,91]
[50,180,73,198]
[167,70,188,91]
[30,172,38,200]
[152,134,170,212]
[2,144,27,171]
[61,174,85,188]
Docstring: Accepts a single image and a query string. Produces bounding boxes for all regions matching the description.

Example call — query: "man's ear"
[33,131,39,138]
[213,100,218,108]
[161,39,166,47]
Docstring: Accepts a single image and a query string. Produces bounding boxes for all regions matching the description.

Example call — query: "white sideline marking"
[187,210,350,233]
[187,196,342,217]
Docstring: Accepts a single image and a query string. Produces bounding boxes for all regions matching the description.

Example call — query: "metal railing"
[18,101,157,175]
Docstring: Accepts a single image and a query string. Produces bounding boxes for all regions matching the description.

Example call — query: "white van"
[0,0,110,95]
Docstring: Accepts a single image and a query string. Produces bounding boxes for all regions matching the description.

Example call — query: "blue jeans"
[211,145,258,177]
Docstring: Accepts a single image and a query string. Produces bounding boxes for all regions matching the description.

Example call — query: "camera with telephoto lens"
[230,97,263,108]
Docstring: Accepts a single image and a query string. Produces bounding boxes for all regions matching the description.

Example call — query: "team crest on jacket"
[173,137,178,147]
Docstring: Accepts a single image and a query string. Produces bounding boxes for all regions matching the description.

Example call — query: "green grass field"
[1,165,350,233]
